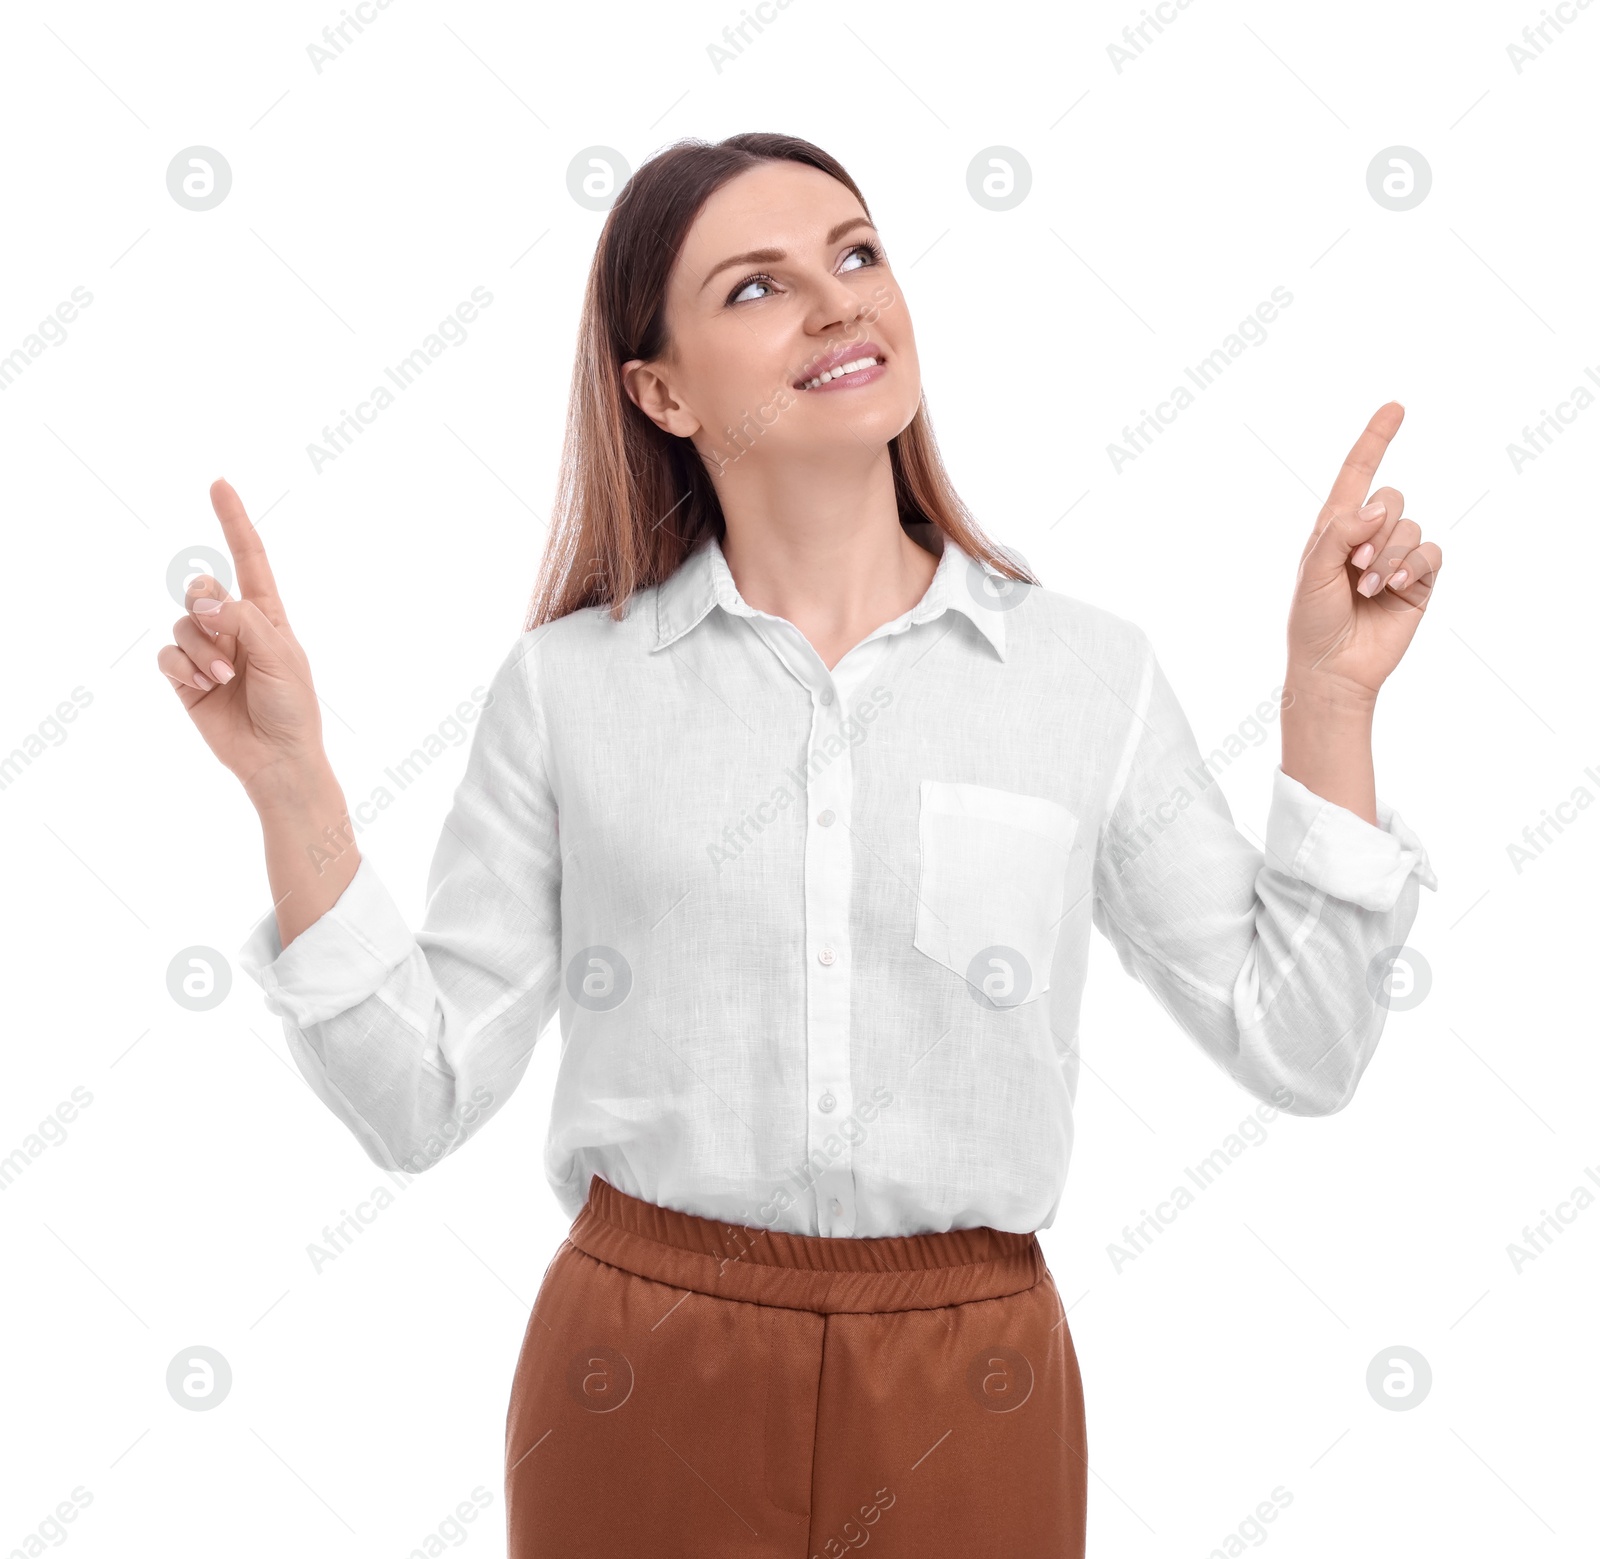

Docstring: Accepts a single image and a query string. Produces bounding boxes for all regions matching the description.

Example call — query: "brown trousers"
[505,1175,1087,1557]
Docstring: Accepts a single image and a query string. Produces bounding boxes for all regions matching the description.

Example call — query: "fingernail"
[1388,568,1409,588]
[210,659,235,683]
[1358,569,1382,596]
[1351,542,1375,568]
[1358,500,1386,522]
[194,673,216,691]
[192,597,222,615]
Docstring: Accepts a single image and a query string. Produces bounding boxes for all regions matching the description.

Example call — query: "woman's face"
[622,160,921,473]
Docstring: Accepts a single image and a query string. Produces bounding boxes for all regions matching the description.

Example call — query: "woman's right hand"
[157,478,329,809]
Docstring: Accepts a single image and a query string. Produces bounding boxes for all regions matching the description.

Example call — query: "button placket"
[728,610,863,1238]
[803,672,856,1236]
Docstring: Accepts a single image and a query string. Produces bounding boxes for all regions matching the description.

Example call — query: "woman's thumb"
[190,595,289,672]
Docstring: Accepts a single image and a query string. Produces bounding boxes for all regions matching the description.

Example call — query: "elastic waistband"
[565,1175,1046,1315]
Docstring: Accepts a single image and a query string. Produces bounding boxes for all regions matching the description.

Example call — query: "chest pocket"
[913,780,1079,1008]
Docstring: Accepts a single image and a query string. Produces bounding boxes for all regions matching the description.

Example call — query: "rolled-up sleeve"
[1265,763,1437,911]
[1091,633,1437,1116]
[237,631,563,1172]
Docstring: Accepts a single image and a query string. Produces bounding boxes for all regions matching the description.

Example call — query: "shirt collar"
[650,519,1009,662]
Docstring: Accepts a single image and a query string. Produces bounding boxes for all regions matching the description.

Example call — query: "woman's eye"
[729,275,775,304]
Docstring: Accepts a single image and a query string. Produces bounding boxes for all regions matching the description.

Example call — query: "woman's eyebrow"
[699,217,878,293]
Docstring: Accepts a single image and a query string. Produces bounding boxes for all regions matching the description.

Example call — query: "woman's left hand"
[1286,401,1443,704]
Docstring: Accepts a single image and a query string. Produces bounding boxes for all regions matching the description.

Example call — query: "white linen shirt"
[238,520,1438,1238]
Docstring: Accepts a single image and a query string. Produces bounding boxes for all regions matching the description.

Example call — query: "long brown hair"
[523,131,1039,631]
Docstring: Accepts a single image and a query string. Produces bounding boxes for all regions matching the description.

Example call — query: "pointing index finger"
[1325,401,1405,516]
[209,478,286,624]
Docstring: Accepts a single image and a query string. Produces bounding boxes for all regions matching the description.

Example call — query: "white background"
[1,0,1593,1553]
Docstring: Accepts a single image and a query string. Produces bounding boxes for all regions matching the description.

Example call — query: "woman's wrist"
[251,759,362,950]
[245,755,342,819]
[1282,664,1379,719]
[1280,668,1379,827]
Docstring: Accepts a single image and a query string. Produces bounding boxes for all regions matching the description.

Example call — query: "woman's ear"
[621,358,698,438]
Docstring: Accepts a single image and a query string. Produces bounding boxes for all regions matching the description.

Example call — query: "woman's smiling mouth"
[794,343,888,392]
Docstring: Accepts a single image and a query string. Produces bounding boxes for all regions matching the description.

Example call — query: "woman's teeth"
[802,356,884,390]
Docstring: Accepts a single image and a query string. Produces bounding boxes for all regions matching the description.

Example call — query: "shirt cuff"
[1265,765,1439,912]
[237,854,418,1028]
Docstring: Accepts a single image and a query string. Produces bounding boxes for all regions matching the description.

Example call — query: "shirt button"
[817,945,836,966]
[817,809,835,826]
[830,1198,843,1215]
[819,688,835,706]
[818,1091,836,1113]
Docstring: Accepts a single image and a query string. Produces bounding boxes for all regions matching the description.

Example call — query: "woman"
[158,132,1440,1557]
